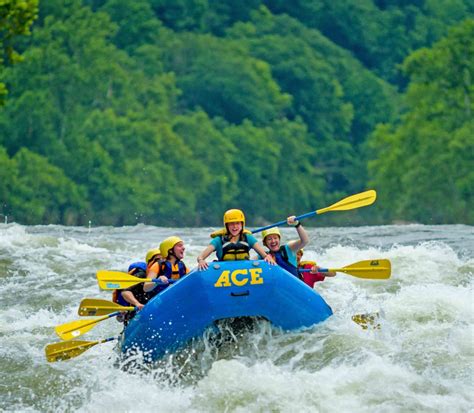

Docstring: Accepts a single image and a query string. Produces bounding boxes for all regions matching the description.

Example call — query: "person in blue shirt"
[197,209,274,270]
[259,216,309,278]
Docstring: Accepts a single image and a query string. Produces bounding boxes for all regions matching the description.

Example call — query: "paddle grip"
[100,337,118,344]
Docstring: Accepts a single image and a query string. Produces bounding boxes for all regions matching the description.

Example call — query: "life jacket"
[270,245,300,278]
[298,260,325,287]
[220,234,251,261]
[112,261,147,307]
[210,228,252,238]
[159,260,187,280]
[148,260,188,298]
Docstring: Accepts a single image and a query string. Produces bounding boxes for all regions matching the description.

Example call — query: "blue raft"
[121,260,333,361]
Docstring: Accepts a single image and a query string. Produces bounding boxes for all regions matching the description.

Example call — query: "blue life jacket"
[272,246,300,279]
[113,261,147,307]
[149,260,187,297]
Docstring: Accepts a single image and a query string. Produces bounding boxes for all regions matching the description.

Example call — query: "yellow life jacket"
[220,234,251,261]
[210,228,252,238]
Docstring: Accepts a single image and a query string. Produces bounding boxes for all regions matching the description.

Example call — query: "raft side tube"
[121,260,332,360]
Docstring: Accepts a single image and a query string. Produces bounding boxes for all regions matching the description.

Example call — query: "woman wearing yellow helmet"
[145,247,162,269]
[144,236,189,297]
[260,215,309,278]
[197,209,275,270]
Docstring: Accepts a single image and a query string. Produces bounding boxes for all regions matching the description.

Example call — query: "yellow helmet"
[160,236,183,258]
[223,209,245,226]
[261,227,281,243]
[146,247,161,263]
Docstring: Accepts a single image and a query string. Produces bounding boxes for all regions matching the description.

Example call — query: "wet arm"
[287,218,309,252]
[253,242,275,264]
[121,290,144,309]
[197,244,216,270]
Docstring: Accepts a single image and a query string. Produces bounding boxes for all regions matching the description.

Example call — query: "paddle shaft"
[252,211,316,234]
[55,311,124,340]
[252,190,376,234]
[299,267,364,273]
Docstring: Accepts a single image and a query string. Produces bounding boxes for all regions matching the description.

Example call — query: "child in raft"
[297,249,336,287]
[197,209,274,269]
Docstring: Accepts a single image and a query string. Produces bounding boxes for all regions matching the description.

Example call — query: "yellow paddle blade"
[352,312,381,330]
[316,190,377,214]
[78,298,134,316]
[96,270,151,290]
[330,259,391,279]
[45,340,100,362]
[55,315,108,341]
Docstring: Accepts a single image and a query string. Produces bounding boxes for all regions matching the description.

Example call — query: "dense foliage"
[369,19,474,224]
[0,0,39,104]
[0,0,472,225]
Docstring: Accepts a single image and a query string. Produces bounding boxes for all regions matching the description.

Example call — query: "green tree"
[0,148,87,224]
[264,0,472,84]
[101,0,163,52]
[0,0,38,104]
[172,111,239,222]
[228,8,397,194]
[160,33,292,125]
[369,19,474,223]
[220,118,325,224]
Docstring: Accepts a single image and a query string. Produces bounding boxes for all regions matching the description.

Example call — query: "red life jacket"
[299,260,325,287]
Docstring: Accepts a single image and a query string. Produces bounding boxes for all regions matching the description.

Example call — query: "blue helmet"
[128,261,147,273]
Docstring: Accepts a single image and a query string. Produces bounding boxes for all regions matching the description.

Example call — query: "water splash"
[0,224,472,412]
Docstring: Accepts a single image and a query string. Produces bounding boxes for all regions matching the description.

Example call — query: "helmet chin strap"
[168,248,178,260]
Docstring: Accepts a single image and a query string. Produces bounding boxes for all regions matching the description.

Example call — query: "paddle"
[45,337,116,362]
[55,311,126,341]
[96,270,176,290]
[78,298,135,316]
[252,189,377,234]
[299,259,391,280]
[352,312,381,330]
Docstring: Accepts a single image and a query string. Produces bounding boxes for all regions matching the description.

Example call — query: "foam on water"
[0,223,472,412]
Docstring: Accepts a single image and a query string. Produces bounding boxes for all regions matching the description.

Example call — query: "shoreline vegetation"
[1,1,472,226]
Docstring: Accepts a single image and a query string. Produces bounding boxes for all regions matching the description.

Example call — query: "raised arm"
[286,215,309,251]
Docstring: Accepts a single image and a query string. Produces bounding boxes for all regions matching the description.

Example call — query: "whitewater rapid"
[0,223,472,412]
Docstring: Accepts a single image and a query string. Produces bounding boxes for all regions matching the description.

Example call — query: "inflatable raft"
[121,260,333,361]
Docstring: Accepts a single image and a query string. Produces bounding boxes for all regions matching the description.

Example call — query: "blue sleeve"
[284,244,298,267]
[246,234,258,248]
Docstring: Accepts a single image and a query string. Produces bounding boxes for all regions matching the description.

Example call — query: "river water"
[0,223,472,412]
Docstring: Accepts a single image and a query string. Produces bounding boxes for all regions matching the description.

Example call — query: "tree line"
[0,0,472,225]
